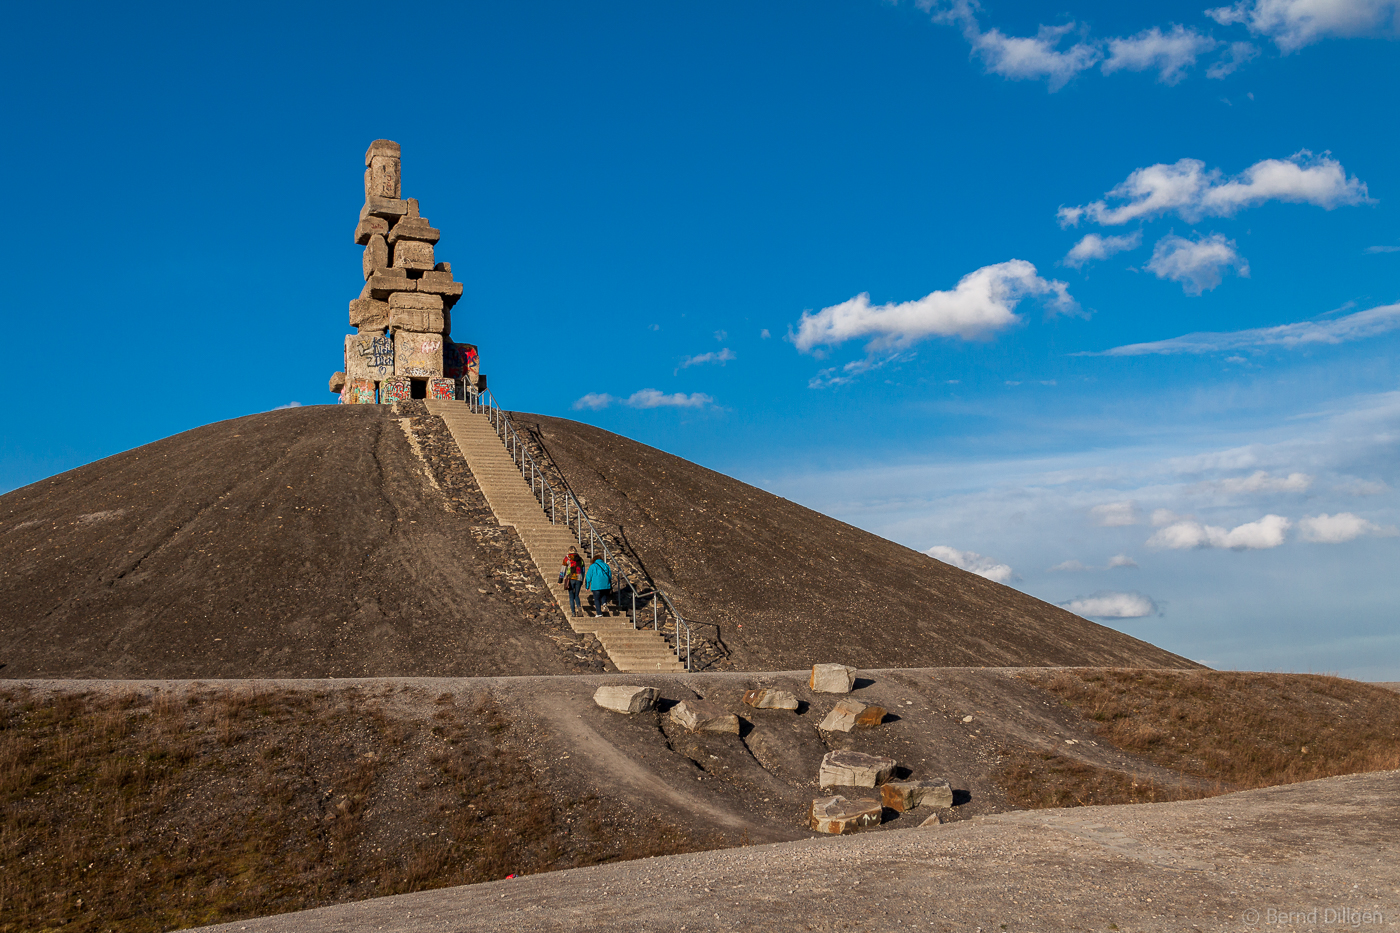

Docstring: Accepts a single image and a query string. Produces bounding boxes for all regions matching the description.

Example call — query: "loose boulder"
[818,750,897,788]
[810,796,882,834]
[671,698,740,734]
[593,685,658,714]
[880,778,953,812]
[818,698,887,733]
[810,663,857,694]
[742,688,799,711]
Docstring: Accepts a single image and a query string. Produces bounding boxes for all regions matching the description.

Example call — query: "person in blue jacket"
[584,556,613,617]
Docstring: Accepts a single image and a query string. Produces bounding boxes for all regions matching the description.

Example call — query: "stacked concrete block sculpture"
[330,140,480,404]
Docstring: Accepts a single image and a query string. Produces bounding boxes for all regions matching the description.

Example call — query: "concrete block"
[349,297,390,330]
[388,292,443,311]
[429,377,456,401]
[380,375,412,404]
[417,270,464,305]
[818,750,897,789]
[365,155,400,200]
[593,685,658,714]
[818,698,886,733]
[880,779,953,813]
[387,216,440,245]
[810,663,857,694]
[363,195,409,220]
[393,330,443,378]
[389,306,444,334]
[742,688,799,710]
[340,377,377,405]
[364,139,401,165]
[366,269,415,300]
[434,261,452,274]
[354,215,389,245]
[670,698,740,734]
[406,197,419,218]
[810,796,882,835]
[362,234,389,279]
[328,371,346,394]
[345,332,395,381]
[392,239,434,271]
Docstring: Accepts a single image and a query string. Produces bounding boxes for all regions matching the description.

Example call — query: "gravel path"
[187,769,1399,933]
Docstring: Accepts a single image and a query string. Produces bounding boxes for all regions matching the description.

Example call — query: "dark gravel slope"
[0,405,592,678]
[516,412,1199,671]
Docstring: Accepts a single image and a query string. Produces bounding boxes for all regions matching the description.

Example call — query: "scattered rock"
[671,698,740,734]
[880,778,953,812]
[810,663,857,694]
[961,715,973,723]
[593,685,658,714]
[918,812,943,827]
[742,688,799,710]
[818,750,897,788]
[809,795,882,834]
[818,698,886,732]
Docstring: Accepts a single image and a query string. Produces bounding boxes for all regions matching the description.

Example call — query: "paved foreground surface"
[190,770,1398,933]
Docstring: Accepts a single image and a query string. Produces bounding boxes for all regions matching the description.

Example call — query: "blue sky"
[4,1,1397,677]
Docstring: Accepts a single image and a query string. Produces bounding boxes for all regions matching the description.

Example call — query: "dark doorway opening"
[410,379,427,399]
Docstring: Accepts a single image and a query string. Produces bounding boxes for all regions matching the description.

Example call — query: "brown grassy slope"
[1008,669,1400,801]
[515,412,1199,671]
[0,684,714,933]
[0,404,601,678]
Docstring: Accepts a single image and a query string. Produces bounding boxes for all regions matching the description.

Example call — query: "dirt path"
[185,768,1399,932]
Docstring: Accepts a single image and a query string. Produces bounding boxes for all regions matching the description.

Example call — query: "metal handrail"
[464,386,694,670]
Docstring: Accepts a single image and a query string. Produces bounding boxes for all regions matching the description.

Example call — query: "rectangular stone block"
[880,779,953,813]
[417,270,464,306]
[389,306,444,333]
[429,377,456,401]
[387,216,440,245]
[349,297,390,330]
[362,234,389,279]
[434,261,451,274]
[380,375,413,404]
[328,371,346,394]
[354,215,389,245]
[388,292,443,311]
[365,269,416,300]
[364,154,400,200]
[444,342,478,382]
[393,330,443,378]
[363,195,409,220]
[340,377,377,405]
[392,239,434,271]
[364,139,401,165]
[345,332,395,381]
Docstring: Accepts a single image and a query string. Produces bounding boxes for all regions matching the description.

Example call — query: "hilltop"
[0,403,1194,678]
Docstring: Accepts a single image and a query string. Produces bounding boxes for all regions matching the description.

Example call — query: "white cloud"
[1207,0,1400,51]
[1102,26,1218,84]
[271,401,303,410]
[760,328,772,339]
[1062,591,1158,618]
[1051,554,1140,571]
[679,348,736,369]
[1296,512,1398,542]
[1058,152,1371,227]
[1147,514,1292,549]
[714,330,728,341]
[573,393,615,410]
[1050,559,1093,572]
[625,389,713,409]
[1366,245,1400,253]
[1107,553,1140,568]
[1091,500,1141,526]
[924,1,1101,91]
[1152,508,1194,526]
[1092,302,1400,356]
[1064,231,1142,268]
[1146,233,1249,295]
[925,545,1014,583]
[1199,470,1314,494]
[793,260,1076,353]
[1207,40,1261,77]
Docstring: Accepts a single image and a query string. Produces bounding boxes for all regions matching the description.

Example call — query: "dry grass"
[0,687,717,933]
[995,748,1213,810]
[1018,670,1400,792]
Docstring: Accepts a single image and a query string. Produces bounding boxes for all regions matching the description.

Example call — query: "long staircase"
[427,400,685,672]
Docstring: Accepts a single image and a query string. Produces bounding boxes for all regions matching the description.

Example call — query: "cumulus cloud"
[1051,554,1140,571]
[1102,26,1218,83]
[1091,501,1141,526]
[1146,233,1249,295]
[793,260,1076,354]
[573,389,713,410]
[1090,302,1400,356]
[1064,231,1142,268]
[1147,514,1291,549]
[1296,512,1398,542]
[1057,152,1370,227]
[1207,40,1261,77]
[1108,554,1140,568]
[1207,0,1400,51]
[925,545,1015,583]
[1061,591,1158,618]
[679,348,736,369]
[924,1,1101,90]
[270,401,303,410]
[1198,470,1314,494]
[1152,508,1194,526]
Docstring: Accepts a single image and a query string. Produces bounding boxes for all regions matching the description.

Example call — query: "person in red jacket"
[558,547,585,617]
